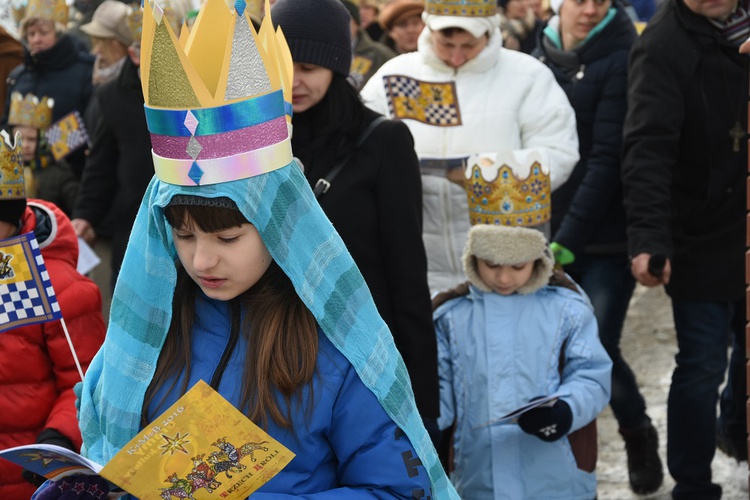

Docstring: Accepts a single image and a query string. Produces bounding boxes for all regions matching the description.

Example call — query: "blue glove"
[518,400,573,442]
[35,474,110,500]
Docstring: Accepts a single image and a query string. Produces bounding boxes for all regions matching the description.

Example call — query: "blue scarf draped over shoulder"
[75,162,458,498]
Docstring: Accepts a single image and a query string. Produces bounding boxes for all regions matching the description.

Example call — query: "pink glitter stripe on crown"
[150,116,289,161]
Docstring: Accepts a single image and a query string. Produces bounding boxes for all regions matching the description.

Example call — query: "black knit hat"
[272,0,352,77]
[0,199,27,228]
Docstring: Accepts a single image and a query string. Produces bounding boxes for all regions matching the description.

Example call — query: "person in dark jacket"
[3,9,94,180]
[272,0,440,439]
[340,0,396,90]
[71,43,152,296]
[0,135,105,499]
[0,26,22,118]
[621,0,749,496]
[534,0,664,494]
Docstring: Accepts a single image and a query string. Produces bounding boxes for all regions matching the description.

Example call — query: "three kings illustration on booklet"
[0,381,295,499]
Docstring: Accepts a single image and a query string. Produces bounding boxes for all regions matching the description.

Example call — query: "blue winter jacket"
[145,292,433,499]
[435,284,612,499]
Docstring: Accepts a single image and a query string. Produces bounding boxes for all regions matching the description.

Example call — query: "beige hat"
[81,0,134,47]
[463,225,554,295]
[378,0,424,30]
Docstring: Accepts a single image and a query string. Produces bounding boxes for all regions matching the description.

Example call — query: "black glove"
[518,400,573,442]
[34,474,110,500]
[22,429,76,487]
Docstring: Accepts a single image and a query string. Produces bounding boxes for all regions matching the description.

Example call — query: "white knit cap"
[423,12,501,37]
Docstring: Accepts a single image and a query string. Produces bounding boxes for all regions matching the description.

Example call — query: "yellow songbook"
[0,380,295,499]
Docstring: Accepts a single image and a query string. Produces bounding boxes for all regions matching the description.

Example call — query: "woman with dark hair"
[272,0,440,438]
[31,0,457,497]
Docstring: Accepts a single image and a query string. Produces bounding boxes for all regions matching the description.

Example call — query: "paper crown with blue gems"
[141,0,293,186]
[0,131,25,201]
[424,0,497,17]
[463,151,551,228]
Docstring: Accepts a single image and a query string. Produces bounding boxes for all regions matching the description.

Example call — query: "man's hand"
[71,219,96,246]
[631,253,671,287]
[740,37,750,54]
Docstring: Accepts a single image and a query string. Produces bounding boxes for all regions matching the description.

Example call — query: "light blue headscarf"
[75,161,458,498]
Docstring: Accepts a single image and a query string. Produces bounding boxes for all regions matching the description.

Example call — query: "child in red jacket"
[0,130,105,498]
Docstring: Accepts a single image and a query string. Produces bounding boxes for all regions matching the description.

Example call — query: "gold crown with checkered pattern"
[464,152,550,227]
[8,92,54,130]
[0,131,25,200]
[424,0,496,17]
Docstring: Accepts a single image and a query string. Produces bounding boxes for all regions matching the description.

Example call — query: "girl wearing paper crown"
[432,152,611,499]
[0,131,105,498]
[32,0,458,498]
[7,92,80,216]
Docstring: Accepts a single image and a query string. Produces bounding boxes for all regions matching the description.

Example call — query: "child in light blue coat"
[434,153,612,499]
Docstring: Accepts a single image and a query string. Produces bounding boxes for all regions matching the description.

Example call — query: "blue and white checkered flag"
[0,232,62,331]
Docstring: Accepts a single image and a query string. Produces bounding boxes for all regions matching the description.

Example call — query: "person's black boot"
[619,423,664,495]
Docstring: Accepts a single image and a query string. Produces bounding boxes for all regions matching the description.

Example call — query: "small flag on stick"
[0,231,61,330]
[0,231,84,380]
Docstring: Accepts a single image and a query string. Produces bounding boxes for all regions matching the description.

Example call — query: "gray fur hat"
[463,224,554,295]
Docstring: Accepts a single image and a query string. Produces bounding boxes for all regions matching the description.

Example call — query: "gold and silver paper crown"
[424,0,496,17]
[464,151,550,227]
[141,0,293,186]
[0,131,25,200]
[24,0,68,24]
[8,92,54,129]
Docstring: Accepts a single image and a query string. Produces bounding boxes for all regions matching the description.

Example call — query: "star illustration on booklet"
[0,380,295,499]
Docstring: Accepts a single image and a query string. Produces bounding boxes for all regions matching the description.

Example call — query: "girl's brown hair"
[141,201,319,430]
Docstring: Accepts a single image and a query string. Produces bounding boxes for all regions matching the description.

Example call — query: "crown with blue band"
[141,0,293,187]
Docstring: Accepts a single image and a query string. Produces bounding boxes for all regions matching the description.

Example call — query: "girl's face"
[291,62,333,113]
[559,0,611,49]
[476,258,535,295]
[172,217,272,301]
[13,125,38,162]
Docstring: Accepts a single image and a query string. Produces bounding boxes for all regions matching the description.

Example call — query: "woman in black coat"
[534,1,664,495]
[3,15,94,179]
[272,0,440,434]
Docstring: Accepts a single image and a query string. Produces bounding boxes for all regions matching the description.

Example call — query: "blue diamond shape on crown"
[188,162,204,185]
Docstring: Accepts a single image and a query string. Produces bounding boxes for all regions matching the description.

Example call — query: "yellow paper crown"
[425,0,497,17]
[24,0,68,24]
[0,131,25,200]
[140,0,293,186]
[127,3,143,42]
[8,92,54,129]
[464,151,550,227]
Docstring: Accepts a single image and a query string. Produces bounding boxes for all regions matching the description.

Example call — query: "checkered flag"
[44,111,90,161]
[0,232,84,379]
[383,75,462,126]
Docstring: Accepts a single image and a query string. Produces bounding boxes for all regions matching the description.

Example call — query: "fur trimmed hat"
[463,224,554,295]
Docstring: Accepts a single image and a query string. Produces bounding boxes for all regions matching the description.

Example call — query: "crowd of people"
[0,0,747,498]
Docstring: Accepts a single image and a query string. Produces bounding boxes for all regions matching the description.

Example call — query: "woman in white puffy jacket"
[360,3,579,294]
